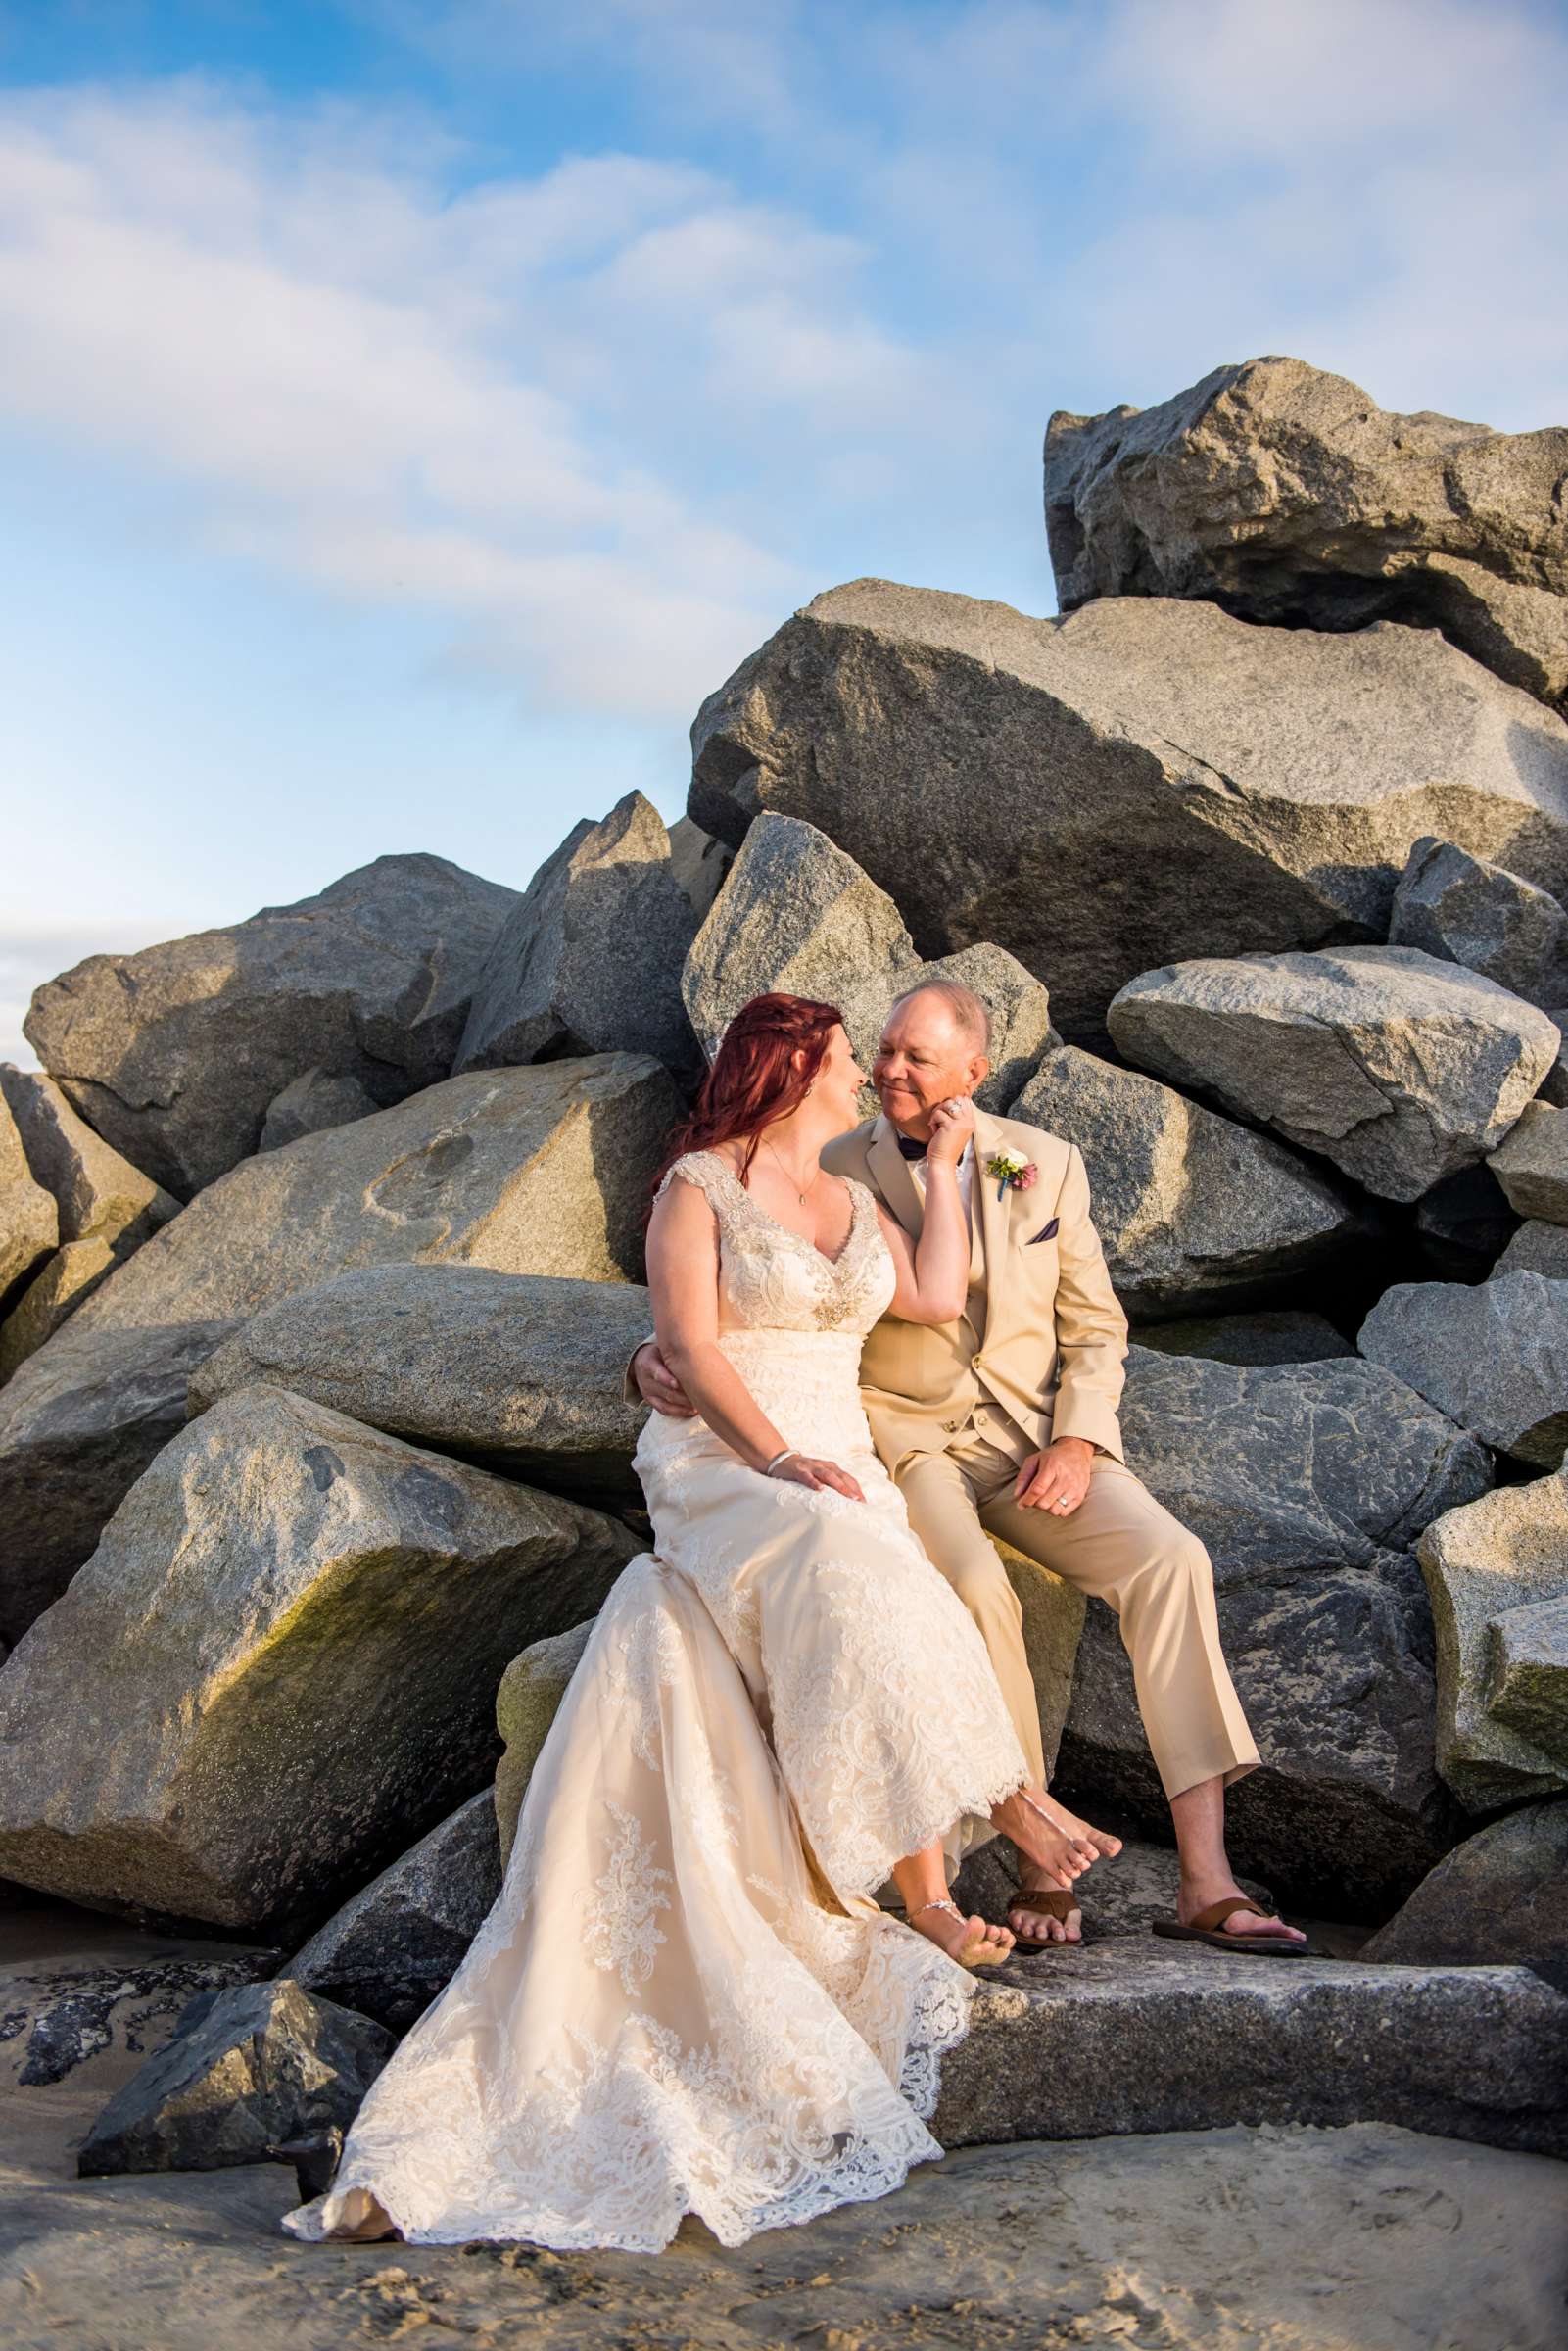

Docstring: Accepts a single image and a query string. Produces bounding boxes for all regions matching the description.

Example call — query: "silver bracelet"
[763,1448,798,1477]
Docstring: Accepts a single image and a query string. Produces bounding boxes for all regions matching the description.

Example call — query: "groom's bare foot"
[1179,1878,1307,1946]
[990,1787,1098,1890]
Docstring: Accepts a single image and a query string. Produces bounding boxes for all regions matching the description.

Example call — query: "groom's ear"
[968,1053,990,1092]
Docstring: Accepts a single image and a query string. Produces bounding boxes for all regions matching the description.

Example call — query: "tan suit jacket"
[820,1106,1128,1477]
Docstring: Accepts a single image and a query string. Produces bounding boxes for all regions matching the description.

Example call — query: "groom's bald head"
[873,983,991,1138]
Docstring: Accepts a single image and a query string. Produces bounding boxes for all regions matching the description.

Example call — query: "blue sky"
[4,0,1567,1067]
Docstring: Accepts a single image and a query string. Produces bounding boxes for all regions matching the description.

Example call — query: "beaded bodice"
[652,1150,895,1338]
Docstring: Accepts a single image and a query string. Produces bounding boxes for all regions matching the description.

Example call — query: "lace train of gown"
[281,1153,1029,2252]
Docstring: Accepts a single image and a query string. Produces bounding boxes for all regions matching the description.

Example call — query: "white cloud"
[1,0,1564,766]
[0,75,942,718]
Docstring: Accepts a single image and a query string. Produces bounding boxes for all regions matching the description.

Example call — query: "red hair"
[649,992,845,1212]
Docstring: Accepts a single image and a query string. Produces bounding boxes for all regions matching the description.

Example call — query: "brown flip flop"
[1152,1895,1307,1957]
[1006,1886,1083,1951]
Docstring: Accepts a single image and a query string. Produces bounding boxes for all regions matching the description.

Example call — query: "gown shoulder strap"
[652,1150,742,1222]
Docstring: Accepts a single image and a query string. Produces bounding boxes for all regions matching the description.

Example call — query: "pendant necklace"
[766,1136,817,1205]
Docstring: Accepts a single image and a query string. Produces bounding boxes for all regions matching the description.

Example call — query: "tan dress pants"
[894,1409,1259,1804]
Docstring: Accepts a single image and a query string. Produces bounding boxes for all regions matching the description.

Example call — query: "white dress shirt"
[907,1135,975,1228]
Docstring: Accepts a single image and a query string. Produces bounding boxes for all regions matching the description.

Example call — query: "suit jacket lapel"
[867,1115,925,1236]
[971,1108,1009,1302]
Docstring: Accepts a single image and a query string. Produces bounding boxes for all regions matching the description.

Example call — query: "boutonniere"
[985,1149,1038,1202]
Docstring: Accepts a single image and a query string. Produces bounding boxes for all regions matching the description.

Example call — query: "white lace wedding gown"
[281,1152,1030,2252]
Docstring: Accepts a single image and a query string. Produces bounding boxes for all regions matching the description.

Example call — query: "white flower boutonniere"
[985,1149,1039,1203]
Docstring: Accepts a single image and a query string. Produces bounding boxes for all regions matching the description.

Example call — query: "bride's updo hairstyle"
[648,992,845,1211]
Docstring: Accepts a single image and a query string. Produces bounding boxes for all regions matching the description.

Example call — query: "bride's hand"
[771,1453,866,1503]
[925,1093,975,1168]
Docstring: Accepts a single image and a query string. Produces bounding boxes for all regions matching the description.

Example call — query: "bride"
[281,991,1098,2253]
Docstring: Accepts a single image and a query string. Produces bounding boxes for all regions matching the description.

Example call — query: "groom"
[632,981,1304,1952]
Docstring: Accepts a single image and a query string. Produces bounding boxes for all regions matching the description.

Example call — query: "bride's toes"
[327,2188,399,2242]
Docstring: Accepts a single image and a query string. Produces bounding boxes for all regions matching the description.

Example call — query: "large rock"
[688,581,1568,1043]
[683,812,1052,1105]
[1359,1271,1568,1469]
[1504,1223,1568,1278]
[0,1064,177,1257]
[1489,1100,1568,1223]
[1390,837,1568,1009]
[1542,1016,1568,1107]
[1416,1468,1568,1811]
[0,1055,676,1642]
[455,792,700,1078]
[1009,1043,1372,1319]
[1487,1597,1568,1752]
[1133,1312,1354,1366]
[75,1979,393,2178]
[1364,1802,1568,1995]
[1108,945,1560,1201]
[0,1319,240,1651]
[24,854,520,1198]
[667,812,734,921]
[1498,1220,1568,1276]
[0,1089,56,1304]
[257,1065,379,1152]
[2,1947,278,2090]
[60,1055,676,1333]
[0,1385,641,1933]
[287,1791,502,2030]
[495,1619,594,1863]
[1042,356,1568,715]
[189,1265,652,1503]
[938,1944,1568,2158]
[0,1238,118,1384]
[0,1066,179,1377]
[1054,1347,1491,1916]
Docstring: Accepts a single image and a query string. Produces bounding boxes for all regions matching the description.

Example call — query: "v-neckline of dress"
[703,1151,862,1272]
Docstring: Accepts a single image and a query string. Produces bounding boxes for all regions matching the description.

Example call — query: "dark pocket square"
[1028,1217,1060,1244]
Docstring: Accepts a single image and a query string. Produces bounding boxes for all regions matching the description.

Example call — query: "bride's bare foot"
[1023,1790,1122,1862]
[908,1897,1015,1969]
[990,1786,1100,1890]
[323,2186,401,2242]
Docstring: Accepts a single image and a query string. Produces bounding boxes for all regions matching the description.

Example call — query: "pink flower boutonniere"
[985,1149,1038,1203]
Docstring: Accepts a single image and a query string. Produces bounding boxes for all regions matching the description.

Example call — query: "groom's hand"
[632,1342,696,1418]
[1014,1436,1094,1515]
